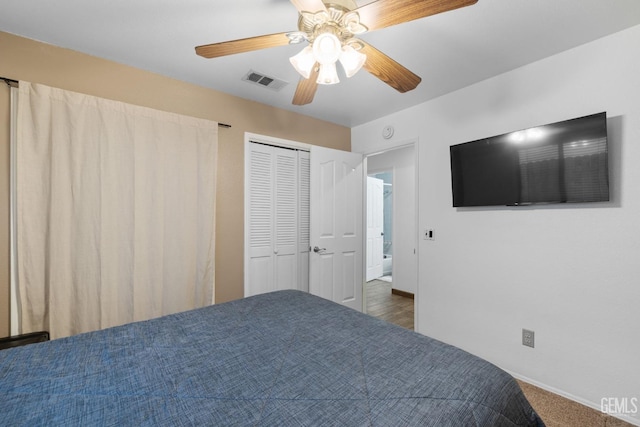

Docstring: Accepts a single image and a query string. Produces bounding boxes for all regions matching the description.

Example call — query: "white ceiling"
[2,0,640,127]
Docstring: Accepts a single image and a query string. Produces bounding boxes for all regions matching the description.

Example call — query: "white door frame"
[362,140,420,333]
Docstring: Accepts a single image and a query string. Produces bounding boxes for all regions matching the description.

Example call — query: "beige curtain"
[16,82,218,339]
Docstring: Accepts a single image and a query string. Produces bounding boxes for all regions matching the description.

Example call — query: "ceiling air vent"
[242,70,288,92]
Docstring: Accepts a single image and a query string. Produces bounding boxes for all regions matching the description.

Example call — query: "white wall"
[352,24,640,424]
[367,146,417,294]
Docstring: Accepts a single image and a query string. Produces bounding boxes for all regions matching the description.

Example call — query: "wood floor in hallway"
[365,279,414,330]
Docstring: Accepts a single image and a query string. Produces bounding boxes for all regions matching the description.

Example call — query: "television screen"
[450,112,609,207]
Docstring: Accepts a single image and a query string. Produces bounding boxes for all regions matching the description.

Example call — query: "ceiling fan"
[196,0,478,106]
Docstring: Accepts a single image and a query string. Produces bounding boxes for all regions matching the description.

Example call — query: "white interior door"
[366,176,384,282]
[309,146,363,311]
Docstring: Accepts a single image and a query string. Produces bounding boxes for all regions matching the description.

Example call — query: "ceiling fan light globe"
[317,63,340,85]
[339,45,366,78]
[312,32,342,65]
[290,46,315,79]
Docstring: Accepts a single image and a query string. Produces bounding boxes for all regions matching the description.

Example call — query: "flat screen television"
[450,112,609,207]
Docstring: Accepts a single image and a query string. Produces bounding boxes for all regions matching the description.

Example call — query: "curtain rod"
[2,77,19,87]
[1,76,231,128]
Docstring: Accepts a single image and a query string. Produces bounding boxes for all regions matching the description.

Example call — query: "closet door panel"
[248,144,275,294]
[274,149,298,291]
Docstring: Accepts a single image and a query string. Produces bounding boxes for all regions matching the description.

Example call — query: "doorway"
[365,145,417,329]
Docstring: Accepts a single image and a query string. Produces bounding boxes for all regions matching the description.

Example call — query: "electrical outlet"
[424,229,435,240]
[522,329,535,348]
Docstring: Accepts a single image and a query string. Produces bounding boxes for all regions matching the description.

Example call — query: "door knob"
[313,246,326,253]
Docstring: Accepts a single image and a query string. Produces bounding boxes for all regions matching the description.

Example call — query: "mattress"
[0,290,544,426]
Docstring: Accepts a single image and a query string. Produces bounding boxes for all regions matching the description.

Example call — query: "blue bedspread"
[0,290,544,426]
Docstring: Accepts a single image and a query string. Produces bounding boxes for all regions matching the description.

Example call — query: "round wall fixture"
[382,125,394,139]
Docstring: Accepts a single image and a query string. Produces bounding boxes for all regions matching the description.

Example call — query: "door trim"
[245,132,311,152]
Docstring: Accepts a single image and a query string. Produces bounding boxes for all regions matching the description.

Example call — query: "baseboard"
[391,288,414,299]
[508,371,640,426]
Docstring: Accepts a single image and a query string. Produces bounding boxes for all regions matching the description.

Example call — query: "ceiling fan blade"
[290,0,327,13]
[292,65,320,105]
[360,42,421,93]
[356,0,478,32]
[196,32,291,59]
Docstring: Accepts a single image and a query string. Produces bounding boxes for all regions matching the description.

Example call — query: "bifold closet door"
[247,143,306,296]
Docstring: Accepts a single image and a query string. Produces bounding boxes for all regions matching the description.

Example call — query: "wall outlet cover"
[522,329,535,348]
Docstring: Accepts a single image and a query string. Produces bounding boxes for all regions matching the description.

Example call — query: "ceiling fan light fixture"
[312,32,342,65]
[290,5,369,83]
[289,46,315,79]
[317,62,340,85]
[339,44,366,78]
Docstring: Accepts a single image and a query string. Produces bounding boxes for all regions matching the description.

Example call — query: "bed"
[0,290,544,426]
